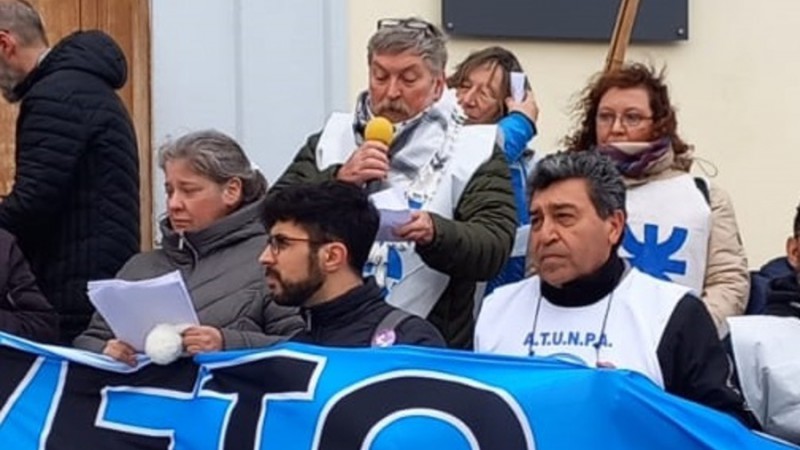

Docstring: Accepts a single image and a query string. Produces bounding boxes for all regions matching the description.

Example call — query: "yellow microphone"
[363,117,395,191]
[364,116,395,146]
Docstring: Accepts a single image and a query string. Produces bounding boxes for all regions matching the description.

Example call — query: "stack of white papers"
[87,271,199,351]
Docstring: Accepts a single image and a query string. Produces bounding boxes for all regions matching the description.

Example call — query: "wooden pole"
[605,0,642,73]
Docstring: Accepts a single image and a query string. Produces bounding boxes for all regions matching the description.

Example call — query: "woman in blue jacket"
[448,47,539,294]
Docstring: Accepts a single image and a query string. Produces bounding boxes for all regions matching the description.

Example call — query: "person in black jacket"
[760,202,800,318]
[746,204,800,315]
[0,228,58,342]
[260,181,445,348]
[0,1,139,343]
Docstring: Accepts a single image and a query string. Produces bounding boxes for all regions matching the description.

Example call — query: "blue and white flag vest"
[620,174,711,295]
[476,268,691,388]
[315,101,497,318]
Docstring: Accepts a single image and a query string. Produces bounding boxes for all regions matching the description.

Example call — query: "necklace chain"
[527,288,616,367]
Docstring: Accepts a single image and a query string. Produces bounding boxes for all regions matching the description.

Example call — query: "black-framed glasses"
[596,111,653,128]
[376,18,441,37]
[265,234,320,256]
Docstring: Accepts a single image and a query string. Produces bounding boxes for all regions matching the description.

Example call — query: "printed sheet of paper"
[87,271,199,351]
[370,187,413,242]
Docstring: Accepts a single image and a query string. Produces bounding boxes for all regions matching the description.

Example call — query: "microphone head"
[364,116,395,146]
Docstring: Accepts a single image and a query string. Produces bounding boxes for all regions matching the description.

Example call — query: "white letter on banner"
[198,349,326,450]
[96,386,236,450]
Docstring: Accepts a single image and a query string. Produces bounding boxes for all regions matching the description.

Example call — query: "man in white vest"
[272,17,516,349]
[475,151,757,426]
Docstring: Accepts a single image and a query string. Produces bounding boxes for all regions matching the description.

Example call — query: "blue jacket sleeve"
[497,112,537,163]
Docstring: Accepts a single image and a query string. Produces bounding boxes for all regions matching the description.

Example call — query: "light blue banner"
[0,332,792,449]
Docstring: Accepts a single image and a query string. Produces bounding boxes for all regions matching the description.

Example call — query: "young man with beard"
[270,17,516,349]
[259,181,445,348]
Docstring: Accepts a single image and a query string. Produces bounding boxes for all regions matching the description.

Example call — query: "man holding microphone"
[272,17,515,349]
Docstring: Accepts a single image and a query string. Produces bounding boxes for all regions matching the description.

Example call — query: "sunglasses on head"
[376,18,441,37]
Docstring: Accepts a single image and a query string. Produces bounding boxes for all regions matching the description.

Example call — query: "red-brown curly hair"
[563,63,692,171]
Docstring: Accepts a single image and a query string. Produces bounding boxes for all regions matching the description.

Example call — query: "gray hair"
[367,17,447,75]
[158,130,267,206]
[0,0,47,46]
[529,151,626,218]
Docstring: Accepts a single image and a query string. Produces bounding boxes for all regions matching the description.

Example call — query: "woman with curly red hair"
[562,63,748,335]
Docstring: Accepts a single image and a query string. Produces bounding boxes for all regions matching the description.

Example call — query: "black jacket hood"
[765,274,800,318]
[13,30,127,100]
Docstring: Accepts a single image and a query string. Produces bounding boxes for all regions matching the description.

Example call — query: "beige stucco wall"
[347,0,800,267]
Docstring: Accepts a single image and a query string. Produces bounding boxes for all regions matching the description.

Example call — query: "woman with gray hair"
[74,130,303,365]
[448,46,539,294]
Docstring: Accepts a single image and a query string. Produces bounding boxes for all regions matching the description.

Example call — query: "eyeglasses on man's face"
[595,111,653,129]
[376,18,441,37]
[264,234,317,256]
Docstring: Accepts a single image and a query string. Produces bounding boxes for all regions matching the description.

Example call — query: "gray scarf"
[352,89,462,193]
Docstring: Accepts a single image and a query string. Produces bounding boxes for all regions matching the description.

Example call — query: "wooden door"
[0,0,152,249]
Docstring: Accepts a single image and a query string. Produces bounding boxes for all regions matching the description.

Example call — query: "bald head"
[0,0,47,47]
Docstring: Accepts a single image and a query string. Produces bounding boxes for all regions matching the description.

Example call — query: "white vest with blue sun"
[619,174,711,296]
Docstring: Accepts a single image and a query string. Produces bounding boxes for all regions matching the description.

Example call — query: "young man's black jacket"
[292,278,445,348]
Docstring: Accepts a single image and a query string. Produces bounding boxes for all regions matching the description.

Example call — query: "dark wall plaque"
[442,0,688,42]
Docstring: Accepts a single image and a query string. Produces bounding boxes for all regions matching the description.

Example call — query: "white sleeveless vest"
[475,268,691,388]
[315,112,497,318]
[729,316,800,441]
[620,174,711,296]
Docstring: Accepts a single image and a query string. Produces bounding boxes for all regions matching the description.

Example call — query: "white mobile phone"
[510,72,527,102]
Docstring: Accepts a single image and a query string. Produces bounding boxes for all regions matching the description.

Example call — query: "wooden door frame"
[130,0,153,251]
